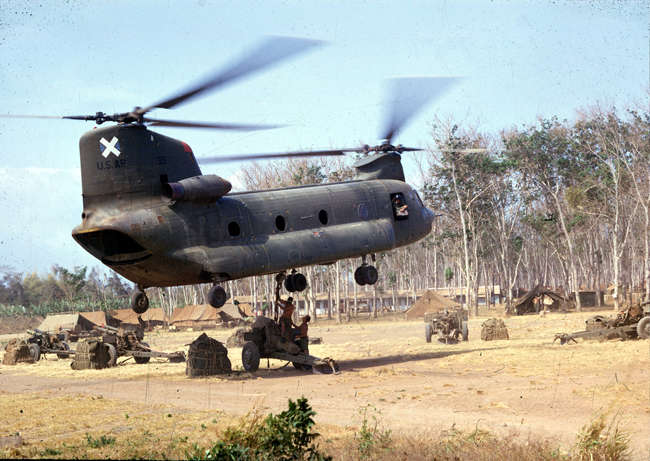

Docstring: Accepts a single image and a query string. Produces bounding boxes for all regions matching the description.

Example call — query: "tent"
[37,313,104,333]
[404,290,462,320]
[512,285,569,315]
[170,305,220,329]
[107,308,168,329]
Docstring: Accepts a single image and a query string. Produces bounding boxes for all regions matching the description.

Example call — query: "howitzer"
[92,325,184,365]
[25,328,73,361]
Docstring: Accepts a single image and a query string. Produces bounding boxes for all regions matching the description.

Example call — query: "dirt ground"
[1,309,649,459]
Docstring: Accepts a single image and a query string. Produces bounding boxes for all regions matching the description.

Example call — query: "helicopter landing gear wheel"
[208,285,227,308]
[362,265,378,285]
[354,267,367,286]
[284,273,307,292]
[131,289,149,314]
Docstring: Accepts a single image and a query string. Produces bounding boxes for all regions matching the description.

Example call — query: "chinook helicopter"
[6,36,463,314]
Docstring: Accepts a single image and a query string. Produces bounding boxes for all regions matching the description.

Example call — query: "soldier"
[294,315,310,354]
[277,296,295,341]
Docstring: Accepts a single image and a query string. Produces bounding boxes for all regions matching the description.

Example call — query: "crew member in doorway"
[294,315,310,354]
[392,194,408,217]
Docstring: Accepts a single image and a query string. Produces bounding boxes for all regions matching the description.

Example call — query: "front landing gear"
[354,255,378,286]
[208,285,227,308]
[131,287,149,314]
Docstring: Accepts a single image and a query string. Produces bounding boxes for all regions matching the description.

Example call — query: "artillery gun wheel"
[462,321,469,341]
[131,291,149,314]
[208,285,227,308]
[57,341,71,359]
[242,342,260,372]
[58,331,70,342]
[637,317,650,340]
[134,342,151,364]
[354,267,367,286]
[425,323,432,343]
[105,344,117,366]
[28,344,41,362]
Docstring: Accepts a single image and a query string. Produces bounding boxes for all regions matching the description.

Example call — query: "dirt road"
[1,313,648,458]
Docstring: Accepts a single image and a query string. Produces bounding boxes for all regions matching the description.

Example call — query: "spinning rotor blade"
[200,149,347,164]
[143,117,282,131]
[140,36,324,114]
[381,76,461,144]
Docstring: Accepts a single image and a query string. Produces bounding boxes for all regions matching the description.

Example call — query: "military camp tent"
[512,285,569,315]
[404,290,462,320]
[107,307,168,329]
[37,312,106,333]
[170,305,219,329]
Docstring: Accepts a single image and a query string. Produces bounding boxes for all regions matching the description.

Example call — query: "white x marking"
[100,137,121,158]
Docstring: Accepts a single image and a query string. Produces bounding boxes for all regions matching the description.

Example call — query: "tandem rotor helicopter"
[5,36,467,314]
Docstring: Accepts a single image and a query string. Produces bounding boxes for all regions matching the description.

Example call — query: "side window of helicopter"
[275,215,287,232]
[390,193,409,221]
[227,221,241,238]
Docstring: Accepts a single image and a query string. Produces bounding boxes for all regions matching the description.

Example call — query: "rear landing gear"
[354,255,378,286]
[131,287,149,314]
[280,270,308,293]
[208,285,227,308]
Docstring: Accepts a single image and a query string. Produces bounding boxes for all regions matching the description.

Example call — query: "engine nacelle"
[161,174,232,205]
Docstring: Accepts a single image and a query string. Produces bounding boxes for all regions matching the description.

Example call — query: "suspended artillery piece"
[94,325,186,365]
[25,328,73,361]
[424,308,469,345]
[554,301,650,345]
[241,317,339,374]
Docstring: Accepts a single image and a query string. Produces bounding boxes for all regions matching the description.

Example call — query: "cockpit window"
[390,193,409,221]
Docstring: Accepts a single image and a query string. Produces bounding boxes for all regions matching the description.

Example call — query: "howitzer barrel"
[93,325,118,333]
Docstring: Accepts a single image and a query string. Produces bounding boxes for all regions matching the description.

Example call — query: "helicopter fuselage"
[71,124,433,288]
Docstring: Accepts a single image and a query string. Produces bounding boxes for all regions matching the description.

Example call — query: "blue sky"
[0,0,648,276]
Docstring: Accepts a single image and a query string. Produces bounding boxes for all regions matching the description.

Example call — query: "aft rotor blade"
[144,117,282,131]
[141,36,324,113]
[433,148,488,153]
[381,76,462,144]
[199,149,347,164]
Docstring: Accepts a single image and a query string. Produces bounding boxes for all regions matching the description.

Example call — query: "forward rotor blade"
[0,113,79,120]
[381,76,462,144]
[144,117,282,131]
[199,149,347,164]
[141,36,324,114]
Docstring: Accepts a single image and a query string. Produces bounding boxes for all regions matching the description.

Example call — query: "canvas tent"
[170,305,220,329]
[404,290,462,320]
[170,303,254,330]
[107,307,168,329]
[37,312,107,333]
[512,285,569,315]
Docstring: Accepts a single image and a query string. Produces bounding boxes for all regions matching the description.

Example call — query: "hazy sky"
[0,0,648,276]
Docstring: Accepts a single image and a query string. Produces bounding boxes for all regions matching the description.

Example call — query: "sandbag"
[71,339,109,370]
[186,333,231,377]
[480,318,509,341]
[226,328,250,348]
[3,338,34,365]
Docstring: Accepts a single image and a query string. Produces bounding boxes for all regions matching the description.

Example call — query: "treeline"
[0,265,133,317]
[230,102,650,318]
[3,102,647,322]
